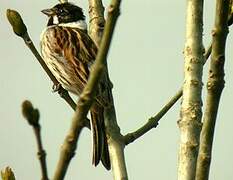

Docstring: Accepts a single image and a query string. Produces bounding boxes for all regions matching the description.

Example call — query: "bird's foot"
[52,83,69,98]
[52,83,62,93]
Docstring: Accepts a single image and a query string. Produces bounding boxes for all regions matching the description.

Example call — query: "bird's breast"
[40,26,84,95]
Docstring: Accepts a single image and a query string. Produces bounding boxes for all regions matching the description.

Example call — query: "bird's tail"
[90,104,111,170]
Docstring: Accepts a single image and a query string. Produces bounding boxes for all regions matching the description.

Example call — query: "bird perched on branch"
[40,2,111,170]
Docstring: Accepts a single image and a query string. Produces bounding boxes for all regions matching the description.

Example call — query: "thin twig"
[33,126,49,180]
[124,88,182,145]
[21,100,49,180]
[195,0,230,180]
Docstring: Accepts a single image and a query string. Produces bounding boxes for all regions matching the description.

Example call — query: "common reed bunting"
[40,2,111,170]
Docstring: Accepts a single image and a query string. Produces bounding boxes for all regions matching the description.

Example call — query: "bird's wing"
[63,27,111,105]
[62,27,98,88]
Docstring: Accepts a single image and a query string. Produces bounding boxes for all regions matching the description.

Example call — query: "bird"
[40,2,111,170]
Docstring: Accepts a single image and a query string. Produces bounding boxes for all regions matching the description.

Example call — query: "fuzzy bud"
[6,9,27,37]
[22,100,39,126]
[1,167,15,180]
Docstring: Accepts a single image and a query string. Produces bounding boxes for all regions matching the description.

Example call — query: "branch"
[124,88,181,145]
[195,0,230,180]
[53,0,124,179]
[53,102,87,180]
[21,100,49,180]
[88,0,105,46]
[88,1,128,179]
[177,0,204,180]
[6,9,77,112]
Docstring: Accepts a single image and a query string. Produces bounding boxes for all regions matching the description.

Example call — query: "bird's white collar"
[52,15,87,30]
[59,20,87,30]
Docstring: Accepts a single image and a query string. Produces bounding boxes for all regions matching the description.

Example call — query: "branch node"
[37,150,46,159]
[148,117,159,128]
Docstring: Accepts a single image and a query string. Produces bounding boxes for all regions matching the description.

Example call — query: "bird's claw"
[52,83,62,93]
[52,83,69,98]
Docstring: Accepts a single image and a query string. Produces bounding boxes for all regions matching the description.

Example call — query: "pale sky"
[1,0,233,179]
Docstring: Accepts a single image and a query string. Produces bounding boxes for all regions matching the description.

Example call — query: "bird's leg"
[52,83,62,93]
[52,83,68,98]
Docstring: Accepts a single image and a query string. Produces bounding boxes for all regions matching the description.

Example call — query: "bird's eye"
[59,9,64,13]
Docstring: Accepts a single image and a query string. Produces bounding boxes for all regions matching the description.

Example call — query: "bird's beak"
[41,8,55,16]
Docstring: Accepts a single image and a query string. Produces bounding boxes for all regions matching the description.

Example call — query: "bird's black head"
[42,3,85,26]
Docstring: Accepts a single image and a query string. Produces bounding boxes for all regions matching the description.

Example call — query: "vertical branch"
[104,105,127,180]
[88,1,128,179]
[88,0,105,46]
[195,0,230,180]
[177,0,204,180]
